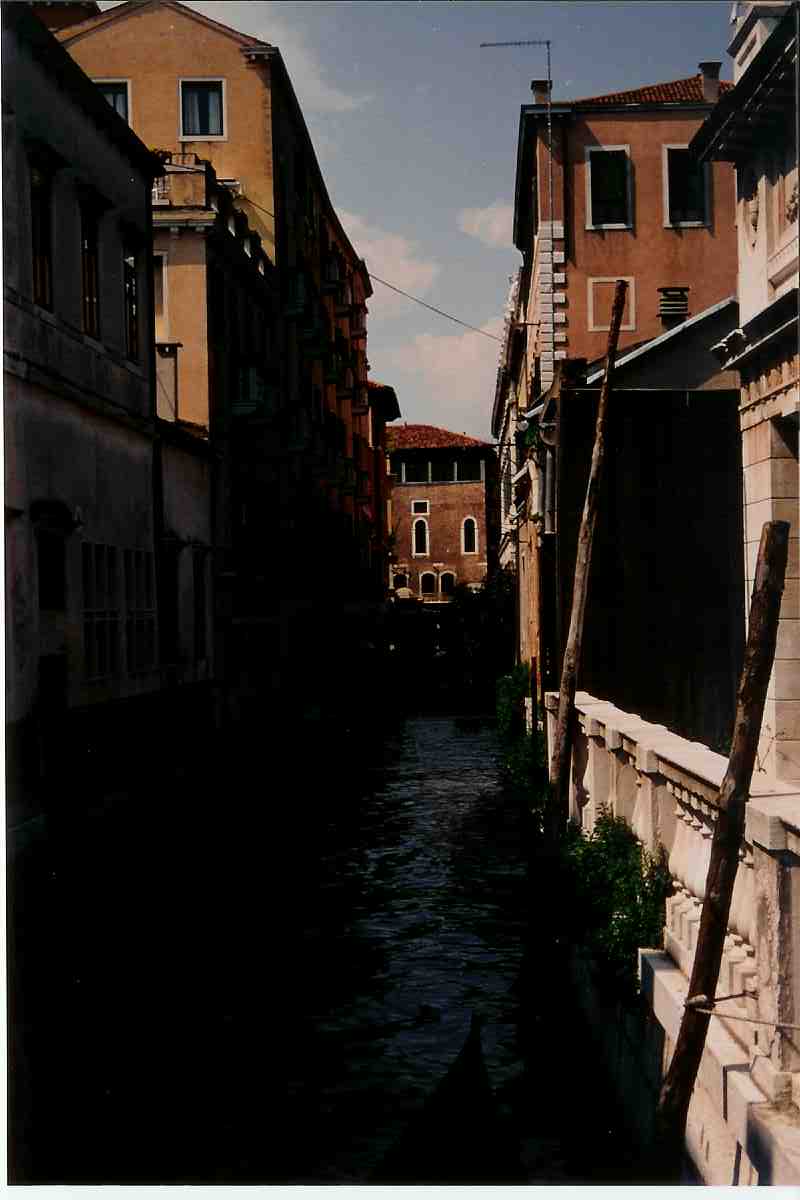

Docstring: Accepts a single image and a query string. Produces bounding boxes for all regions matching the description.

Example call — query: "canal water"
[9,712,633,1184]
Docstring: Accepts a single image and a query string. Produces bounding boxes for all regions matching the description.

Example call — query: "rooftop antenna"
[480,38,555,393]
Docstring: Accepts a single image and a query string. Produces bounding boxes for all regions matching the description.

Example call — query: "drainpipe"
[544,446,555,535]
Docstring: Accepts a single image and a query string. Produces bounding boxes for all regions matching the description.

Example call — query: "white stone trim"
[461,515,479,555]
[178,77,228,142]
[587,276,636,332]
[411,516,429,557]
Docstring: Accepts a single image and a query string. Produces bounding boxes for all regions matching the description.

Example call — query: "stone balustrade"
[545,690,800,1182]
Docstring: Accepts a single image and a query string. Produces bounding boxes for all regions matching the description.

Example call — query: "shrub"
[562,808,673,1004]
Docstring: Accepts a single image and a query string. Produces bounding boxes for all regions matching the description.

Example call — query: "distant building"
[3,4,162,820]
[387,425,497,603]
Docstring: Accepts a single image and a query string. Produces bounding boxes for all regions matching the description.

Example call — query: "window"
[586,147,631,228]
[440,572,456,596]
[96,81,129,122]
[456,458,481,482]
[80,202,101,337]
[30,164,53,309]
[413,518,429,556]
[664,146,708,226]
[462,517,478,554]
[393,573,407,589]
[82,543,120,680]
[180,80,224,139]
[123,242,139,360]
[153,254,167,340]
[420,572,436,596]
[37,530,66,610]
[502,469,512,517]
[412,500,429,515]
[404,459,428,484]
[125,548,156,673]
[431,458,454,483]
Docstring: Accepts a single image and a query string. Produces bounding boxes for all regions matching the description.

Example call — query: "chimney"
[531,79,552,104]
[658,286,690,329]
[698,61,721,104]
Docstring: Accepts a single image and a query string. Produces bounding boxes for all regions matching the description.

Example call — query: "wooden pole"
[546,279,627,841]
[651,519,789,1182]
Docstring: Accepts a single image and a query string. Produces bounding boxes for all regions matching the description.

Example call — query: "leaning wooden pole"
[546,279,627,841]
[651,520,789,1182]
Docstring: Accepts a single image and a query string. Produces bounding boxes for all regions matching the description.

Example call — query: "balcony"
[545,689,800,1148]
[152,175,170,205]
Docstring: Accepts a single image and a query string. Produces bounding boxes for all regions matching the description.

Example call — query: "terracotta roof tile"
[572,74,732,106]
[387,424,489,451]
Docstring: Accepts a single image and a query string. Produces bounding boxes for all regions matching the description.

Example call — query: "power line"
[238,194,502,343]
[368,275,503,342]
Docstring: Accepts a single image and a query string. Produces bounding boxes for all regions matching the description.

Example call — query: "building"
[387,425,497,603]
[3,3,162,821]
[54,0,401,719]
[495,64,739,681]
[150,152,278,727]
[691,0,799,781]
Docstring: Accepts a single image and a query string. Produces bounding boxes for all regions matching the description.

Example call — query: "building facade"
[691,0,799,781]
[3,4,162,820]
[55,0,401,719]
[387,425,496,603]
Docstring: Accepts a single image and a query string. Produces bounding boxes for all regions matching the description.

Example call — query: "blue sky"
[103,1,738,438]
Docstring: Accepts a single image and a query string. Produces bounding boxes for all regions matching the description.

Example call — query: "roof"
[690,6,796,163]
[573,74,733,107]
[387,424,490,451]
[55,0,271,48]
[367,379,401,422]
[584,296,737,383]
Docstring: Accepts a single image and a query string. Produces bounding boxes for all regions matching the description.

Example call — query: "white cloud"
[457,201,514,249]
[384,317,504,440]
[339,212,440,319]
[136,1,371,114]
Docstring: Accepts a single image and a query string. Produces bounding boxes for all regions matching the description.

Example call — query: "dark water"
[9,713,632,1184]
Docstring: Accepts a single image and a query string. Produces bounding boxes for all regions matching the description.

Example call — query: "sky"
[102,0,740,439]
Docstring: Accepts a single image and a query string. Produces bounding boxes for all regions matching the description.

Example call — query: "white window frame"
[179,77,227,142]
[662,144,711,228]
[412,517,429,557]
[419,570,437,597]
[585,145,633,230]
[411,499,429,515]
[461,516,479,555]
[402,460,430,485]
[440,571,456,596]
[587,276,636,332]
[94,78,131,125]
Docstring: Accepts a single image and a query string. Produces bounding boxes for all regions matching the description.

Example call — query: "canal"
[9,712,634,1184]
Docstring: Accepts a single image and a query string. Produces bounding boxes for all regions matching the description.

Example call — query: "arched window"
[462,517,477,554]
[413,518,429,556]
[420,572,436,596]
[440,572,456,596]
[393,573,407,589]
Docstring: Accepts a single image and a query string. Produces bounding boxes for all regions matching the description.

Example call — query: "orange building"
[53,0,400,719]
[387,425,497,603]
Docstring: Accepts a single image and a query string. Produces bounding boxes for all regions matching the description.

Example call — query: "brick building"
[387,425,497,603]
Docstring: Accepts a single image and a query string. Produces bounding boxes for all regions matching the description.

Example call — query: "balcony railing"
[544,690,800,1118]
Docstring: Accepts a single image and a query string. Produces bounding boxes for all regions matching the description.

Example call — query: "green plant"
[562,808,673,1004]
[495,663,530,743]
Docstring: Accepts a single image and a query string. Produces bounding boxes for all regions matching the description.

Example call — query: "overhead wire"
[238,195,503,344]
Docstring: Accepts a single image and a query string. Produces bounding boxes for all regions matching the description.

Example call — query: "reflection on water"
[10,713,632,1184]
